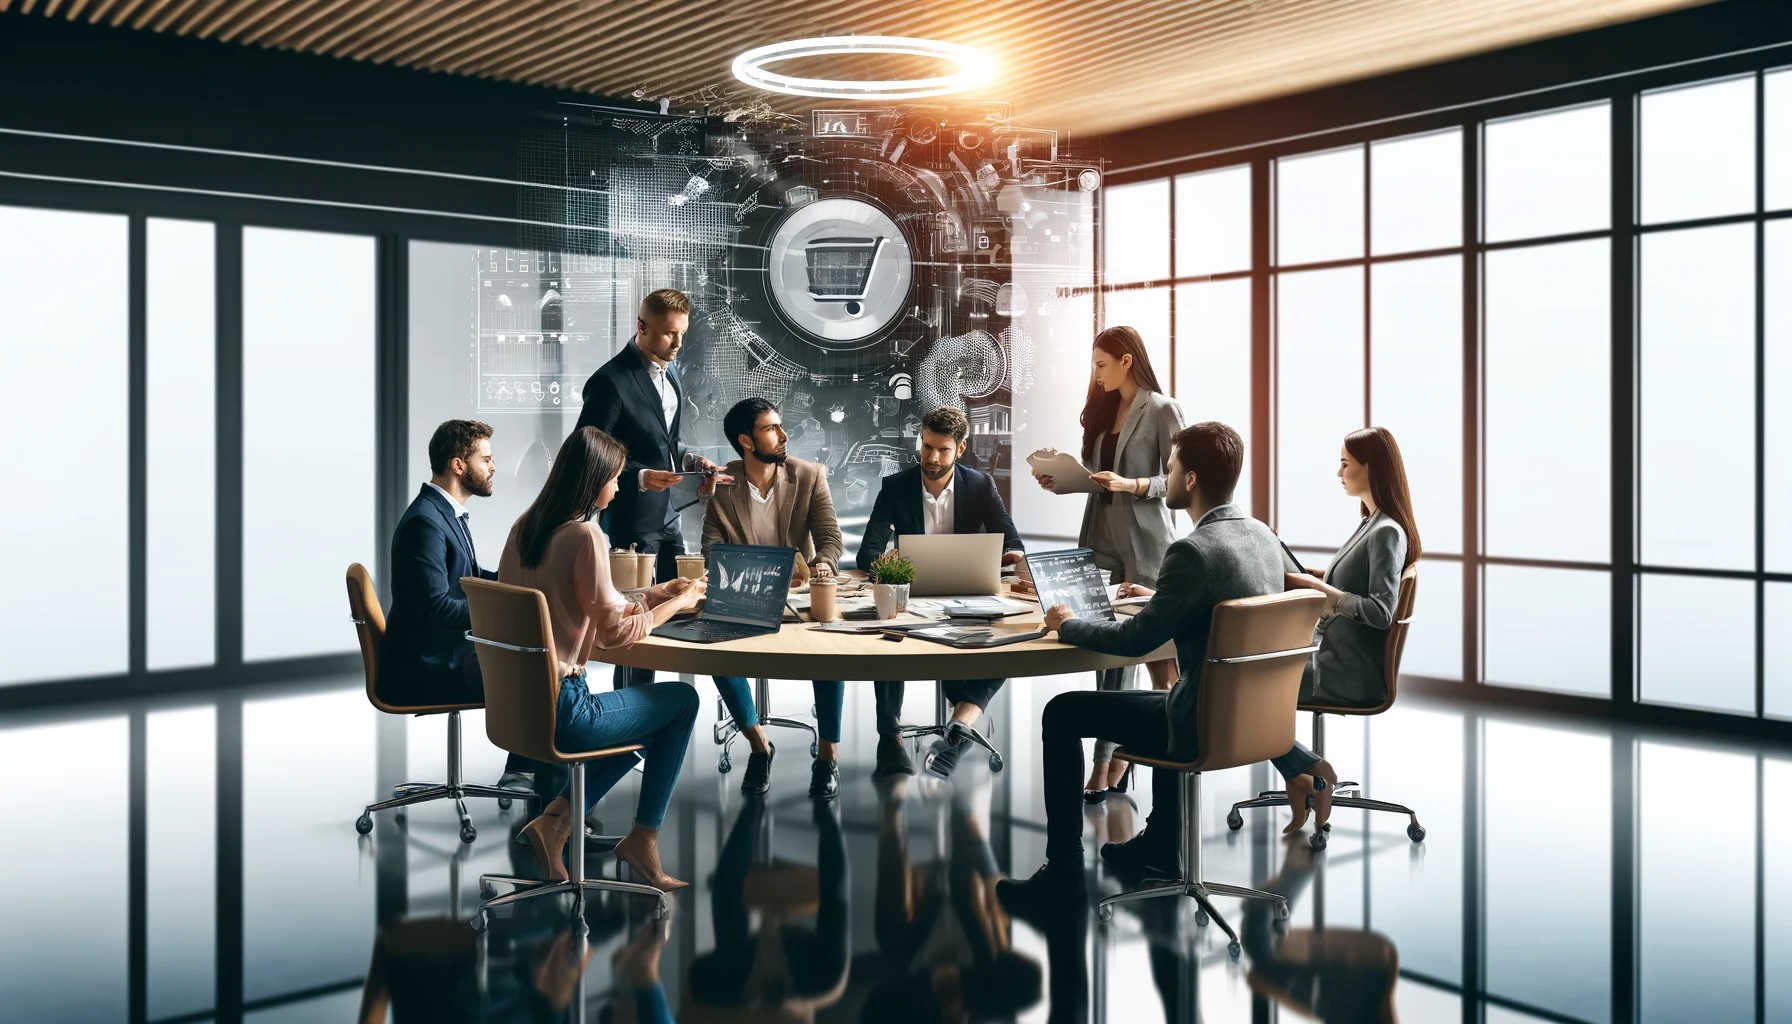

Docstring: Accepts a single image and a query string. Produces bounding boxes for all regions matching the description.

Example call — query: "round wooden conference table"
[600,579,1174,681]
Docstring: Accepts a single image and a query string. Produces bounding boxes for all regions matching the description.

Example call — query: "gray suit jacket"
[1059,504,1284,759]
[700,457,844,570]
[1307,512,1408,707]
[1077,388,1187,586]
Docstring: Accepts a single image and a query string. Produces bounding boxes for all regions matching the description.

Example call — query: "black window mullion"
[1252,158,1272,523]
[376,235,408,607]
[1612,92,1638,714]
[129,213,147,679]
[216,223,242,673]
[1464,123,1483,688]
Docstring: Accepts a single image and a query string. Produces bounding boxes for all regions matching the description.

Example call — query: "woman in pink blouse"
[499,426,705,890]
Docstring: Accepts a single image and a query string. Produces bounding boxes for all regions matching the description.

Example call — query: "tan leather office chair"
[1226,565,1423,848]
[347,563,526,844]
[1099,589,1326,958]
[460,576,667,926]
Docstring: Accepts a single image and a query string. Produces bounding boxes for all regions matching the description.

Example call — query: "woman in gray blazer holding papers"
[1274,426,1421,832]
[1033,325,1185,797]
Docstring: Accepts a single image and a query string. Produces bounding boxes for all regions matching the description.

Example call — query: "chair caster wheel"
[470,913,487,933]
[1273,916,1290,934]
[1320,820,1332,832]
[1274,901,1289,920]
[810,742,819,758]
[654,899,668,919]
[355,813,373,835]
[1309,830,1328,851]
[1195,909,1210,927]
[988,753,1004,772]
[1226,810,1244,831]
[1099,904,1114,922]
[480,881,497,899]
[1228,942,1242,961]
[1407,823,1426,843]
[394,812,407,825]
[718,756,732,775]
[460,825,478,844]
[498,797,512,810]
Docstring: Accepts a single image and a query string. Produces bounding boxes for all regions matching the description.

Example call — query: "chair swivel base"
[711,689,820,774]
[471,873,668,932]
[1098,878,1288,959]
[357,782,531,844]
[1227,783,1426,847]
[900,720,1005,774]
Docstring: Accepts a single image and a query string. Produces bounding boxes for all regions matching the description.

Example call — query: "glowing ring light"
[732,35,995,101]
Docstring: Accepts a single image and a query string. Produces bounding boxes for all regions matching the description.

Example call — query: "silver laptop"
[898,533,1004,597]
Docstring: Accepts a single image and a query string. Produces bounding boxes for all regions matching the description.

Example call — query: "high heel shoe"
[521,807,573,883]
[612,829,690,892]
[1083,761,1115,803]
[1282,759,1339,834]
[1105,762,1134,795]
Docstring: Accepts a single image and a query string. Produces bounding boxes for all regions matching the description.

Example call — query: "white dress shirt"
[921,473,955,535]
[636,345,680,489]
[745,478,780,547]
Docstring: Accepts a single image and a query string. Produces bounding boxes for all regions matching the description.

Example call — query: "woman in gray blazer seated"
[1033,325,1185,798]
[1275,426,1421,832]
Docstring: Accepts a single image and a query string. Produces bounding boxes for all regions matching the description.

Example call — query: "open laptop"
[899,533,1004,597]
[1023,548,1117,622]
[651,544,797,644]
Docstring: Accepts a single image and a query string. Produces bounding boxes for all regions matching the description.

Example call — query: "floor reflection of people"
[863,778,1043,1024]
[358,917,479,1023]
[1242,837,1400,1023]
[683,799,850,1019]
[602,909,675,1024]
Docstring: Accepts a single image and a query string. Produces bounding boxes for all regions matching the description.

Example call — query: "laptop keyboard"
[668,619,767,642]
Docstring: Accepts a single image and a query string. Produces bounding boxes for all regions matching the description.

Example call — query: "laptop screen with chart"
[651,544,796,644]
[1023,548,1116,622]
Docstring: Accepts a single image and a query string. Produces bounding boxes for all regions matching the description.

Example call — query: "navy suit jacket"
[575,344,685,543]
[854,463,1024,572]
[378,484,497,705]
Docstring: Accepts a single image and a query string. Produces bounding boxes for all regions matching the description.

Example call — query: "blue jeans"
[552,674,697,830]
[712,677,844,743]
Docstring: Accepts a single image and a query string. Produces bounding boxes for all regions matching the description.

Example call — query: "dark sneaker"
[923,722,975,780]
[874,733,915,777]
[995,859,1086,922]
[809,758,841,800]
[496,770,534,792]
[741,743,776,796]
[1099,828,1180,881]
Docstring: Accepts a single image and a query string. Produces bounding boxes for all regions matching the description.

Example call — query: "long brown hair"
[515,426,629,569]
[1080,325,1165,464]
[1344,426,1421,569]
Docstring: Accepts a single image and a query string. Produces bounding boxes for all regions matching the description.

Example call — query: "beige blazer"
[700,457,844,571]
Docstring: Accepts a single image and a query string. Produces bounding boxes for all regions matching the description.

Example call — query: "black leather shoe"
[741,743,776,796]
[995,859,1085,922]
[809,758,841,800]
[874,733,915,777]
[1099,828,1179,881]
[923,722,974,780]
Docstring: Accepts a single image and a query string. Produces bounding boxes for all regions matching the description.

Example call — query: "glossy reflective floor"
[3,673,1790,1024]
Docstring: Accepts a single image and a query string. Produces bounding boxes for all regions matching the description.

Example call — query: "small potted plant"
[868,550,916,618]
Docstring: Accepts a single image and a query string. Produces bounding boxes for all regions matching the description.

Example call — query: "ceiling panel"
[0,0,1714,135]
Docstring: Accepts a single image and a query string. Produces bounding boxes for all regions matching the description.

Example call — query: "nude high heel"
[612,828,690,892]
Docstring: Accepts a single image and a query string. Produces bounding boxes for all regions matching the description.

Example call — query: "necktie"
[458,512,477,564]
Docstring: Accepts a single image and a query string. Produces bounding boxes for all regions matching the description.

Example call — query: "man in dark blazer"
[996,422,1287,914]
[855,407,1026,780]
[380,420,533,787]
[574,287,728,687]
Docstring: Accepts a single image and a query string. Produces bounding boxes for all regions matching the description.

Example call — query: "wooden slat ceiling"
[0,0,1714,136]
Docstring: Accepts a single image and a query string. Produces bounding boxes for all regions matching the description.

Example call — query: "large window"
[1102,64,1792,726]
[0,205,130,686]
[241,227,377,662]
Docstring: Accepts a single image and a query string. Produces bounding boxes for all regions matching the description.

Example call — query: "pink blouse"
[497,519,651,678]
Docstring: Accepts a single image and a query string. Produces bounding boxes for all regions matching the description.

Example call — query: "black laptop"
[651,544,797,644]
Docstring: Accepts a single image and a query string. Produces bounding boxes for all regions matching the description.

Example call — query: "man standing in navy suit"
[574,288,729,688]
[856,407,1026,779]
[381,419,533,789]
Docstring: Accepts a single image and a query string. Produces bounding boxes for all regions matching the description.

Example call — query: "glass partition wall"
[1099,63,1792,724]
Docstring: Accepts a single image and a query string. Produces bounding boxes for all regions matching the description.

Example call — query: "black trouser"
[610,529,684,689]
[1040,689,1179,861]
[873,679,1004,735]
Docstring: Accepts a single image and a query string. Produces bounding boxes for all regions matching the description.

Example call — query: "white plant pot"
[871,583,910,619]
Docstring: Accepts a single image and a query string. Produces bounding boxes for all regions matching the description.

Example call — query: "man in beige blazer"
[701,398,847,799]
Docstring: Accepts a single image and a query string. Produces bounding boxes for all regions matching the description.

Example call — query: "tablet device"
[1279,539,1306,574]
